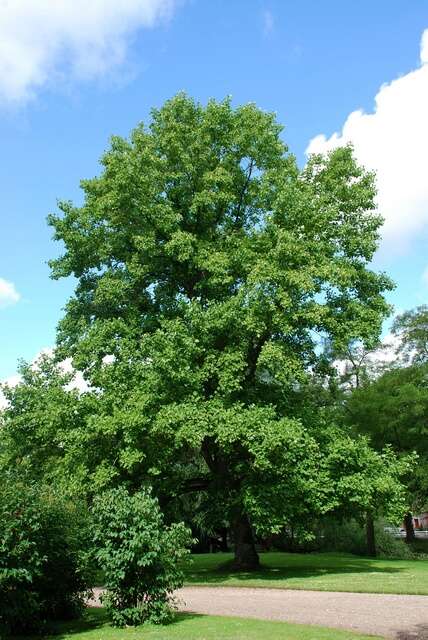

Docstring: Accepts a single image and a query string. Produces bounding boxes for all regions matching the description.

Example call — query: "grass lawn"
[13,608,381,640]
[184,551,428,595]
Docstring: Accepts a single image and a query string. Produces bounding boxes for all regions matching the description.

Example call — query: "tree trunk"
[404,512,416,543]
[366,513,376,557]
[232,512,260,570]
[219,527,229,552]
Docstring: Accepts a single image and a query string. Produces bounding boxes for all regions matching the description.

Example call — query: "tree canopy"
[2,94,406,567]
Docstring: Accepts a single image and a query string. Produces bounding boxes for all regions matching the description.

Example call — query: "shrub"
[374,521,414,559]
[0,477,92,635]
[317,517,368,555]
[92,487,193,627]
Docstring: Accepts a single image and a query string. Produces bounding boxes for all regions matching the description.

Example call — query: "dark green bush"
[92,487,193,627]
[317,518,368,555]
[0,477,92,635]
[374,522,414,559]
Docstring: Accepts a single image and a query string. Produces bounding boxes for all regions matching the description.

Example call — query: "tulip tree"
[44,94,401,568]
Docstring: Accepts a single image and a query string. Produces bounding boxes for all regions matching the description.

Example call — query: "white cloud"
[0,0,178,104]
[307,28,428,253]
[367,332,401,367]
[60,357,91,393]
[262,9,274,37]
[333,332,401,389]
[422,266,428,287]
[421,30,428,64]
[0,277,20,308]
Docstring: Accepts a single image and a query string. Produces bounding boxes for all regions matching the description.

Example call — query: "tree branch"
[179,476,211,495]
[234,159,255,226]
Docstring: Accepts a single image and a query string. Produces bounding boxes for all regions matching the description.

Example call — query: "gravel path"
[177,587,428,639]
[91,587,428,638]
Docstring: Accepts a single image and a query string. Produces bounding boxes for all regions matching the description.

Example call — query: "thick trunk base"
[233,541,260,570]
[219,527,229,552]
[404,512,416,544]
[232,513,260,570]
[366,513,376,557]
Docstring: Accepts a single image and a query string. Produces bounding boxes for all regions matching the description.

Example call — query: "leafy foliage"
[1,94,403,567]
[0,355,96,494]
[91,487,193,626]
[0,476,91,635]
[345,362,428,511]
[325,435,412,523]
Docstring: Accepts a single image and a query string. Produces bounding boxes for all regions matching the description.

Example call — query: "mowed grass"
[13,608,381,640]
[184,551,428,595]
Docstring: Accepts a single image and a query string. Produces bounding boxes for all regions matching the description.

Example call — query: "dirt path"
[91,587,428,638]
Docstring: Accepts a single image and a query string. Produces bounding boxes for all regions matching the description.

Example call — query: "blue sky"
[0,0,428,380]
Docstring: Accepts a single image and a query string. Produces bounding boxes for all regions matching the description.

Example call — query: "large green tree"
[35,94,401,567]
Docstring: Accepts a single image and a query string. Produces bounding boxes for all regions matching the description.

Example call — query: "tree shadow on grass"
[10,609,204,639]
[395,624,428,639]
[50,608,109,637]
[185,554,405,585]
[5,609,107,640]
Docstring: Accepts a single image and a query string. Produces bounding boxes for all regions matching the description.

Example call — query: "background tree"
[325,437,412,556]
[392,305,428,364]
[12,94,398,568]
[345,361,428,543]
[326,337,396,552]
